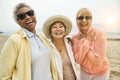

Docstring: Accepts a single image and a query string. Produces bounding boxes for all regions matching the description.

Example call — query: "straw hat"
[42,15,72,39]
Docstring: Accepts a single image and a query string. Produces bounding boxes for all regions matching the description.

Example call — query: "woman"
[42,15,80,80]
[72,8,110,80]
[0,3,57,80]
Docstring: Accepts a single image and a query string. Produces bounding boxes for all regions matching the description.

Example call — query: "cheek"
[77,21,79,25]
[51,28,55,32]
[76,21,81,27]
[33,16,36,21]
[63,27,66,31]
[18,21,25,27]
[51,29,55,35]
[88,20,92,25]
[62,28,66,34]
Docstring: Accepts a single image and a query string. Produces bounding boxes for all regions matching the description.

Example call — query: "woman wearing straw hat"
[42,15,80,80]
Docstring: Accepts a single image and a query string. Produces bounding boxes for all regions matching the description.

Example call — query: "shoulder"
[7,30,26,45]
[72,33,78,38]
[38,33,50,41]
[38,33,51,45]
[93,28,106,39]
[95,28,105,36]
[9,33,22,42]
[72,33,80,40]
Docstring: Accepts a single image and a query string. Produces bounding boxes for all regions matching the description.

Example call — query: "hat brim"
[43,15,72,39]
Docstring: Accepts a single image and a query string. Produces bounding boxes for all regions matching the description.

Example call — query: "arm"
[87,31,106,66]
[72,36,90,64]
[0,37,18,80]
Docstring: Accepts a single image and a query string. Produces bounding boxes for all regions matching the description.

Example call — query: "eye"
[52,26,57,28]
[85,16,92,20]
[60,25,64,28]
[77,16,84,20]
[17,13,26,20]
[26,10,34,16]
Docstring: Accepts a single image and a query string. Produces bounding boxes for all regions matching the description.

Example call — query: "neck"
[31,30,36,34]
[53,38,64,46]
[52,38,65,52]
[81,29,88,35]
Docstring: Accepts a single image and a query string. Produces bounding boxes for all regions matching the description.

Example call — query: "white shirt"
[50,38,80,80]
[22,28,52,80]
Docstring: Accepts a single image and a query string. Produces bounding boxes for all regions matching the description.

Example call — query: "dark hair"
[49,21,66,39]
[66,37,73,45]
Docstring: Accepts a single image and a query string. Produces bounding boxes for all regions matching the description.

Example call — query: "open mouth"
[26,20,33,25]
[55,31,63,35]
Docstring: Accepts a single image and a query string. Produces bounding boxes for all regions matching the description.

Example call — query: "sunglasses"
[17,10,34,20]
[77,16,92,20]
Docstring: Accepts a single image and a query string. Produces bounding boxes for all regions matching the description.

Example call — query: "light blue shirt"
[22,28,52,80]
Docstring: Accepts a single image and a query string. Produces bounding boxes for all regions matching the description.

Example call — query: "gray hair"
[13,3,32,23]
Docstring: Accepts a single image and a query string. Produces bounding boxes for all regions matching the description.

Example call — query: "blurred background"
[0,0,120,80]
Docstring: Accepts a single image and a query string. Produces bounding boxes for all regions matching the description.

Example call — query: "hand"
[86,32,95,42]
[77,34,85,40]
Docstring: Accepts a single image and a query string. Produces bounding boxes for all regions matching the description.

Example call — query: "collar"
[21,28,38,38]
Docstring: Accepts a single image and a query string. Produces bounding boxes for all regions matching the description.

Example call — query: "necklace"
[59,50,62,52]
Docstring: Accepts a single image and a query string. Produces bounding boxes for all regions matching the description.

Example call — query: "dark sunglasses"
[77,16,92,20]
[17,10,34,20]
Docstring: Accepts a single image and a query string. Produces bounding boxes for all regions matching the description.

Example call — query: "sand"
[107,39,120,80]
[0,34,120,80]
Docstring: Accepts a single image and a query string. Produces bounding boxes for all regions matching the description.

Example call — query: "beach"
[107,39,120,80]
[0,34,120,80]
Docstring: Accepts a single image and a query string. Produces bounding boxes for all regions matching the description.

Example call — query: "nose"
[25,14,31,19]
[56,27,60,30]
[83,17,86,21]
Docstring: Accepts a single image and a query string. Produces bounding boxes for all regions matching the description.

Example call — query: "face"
[76,11,92,32]
[50,22,66,40]
[16,7,37,33]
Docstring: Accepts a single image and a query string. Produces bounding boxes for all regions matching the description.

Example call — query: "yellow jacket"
[0,30,58,80]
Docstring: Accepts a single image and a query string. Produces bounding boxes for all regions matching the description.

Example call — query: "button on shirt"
[22,28,52,80]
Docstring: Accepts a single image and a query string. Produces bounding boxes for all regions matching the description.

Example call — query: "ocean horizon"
[0,31,120,40]
[0,23,120,39]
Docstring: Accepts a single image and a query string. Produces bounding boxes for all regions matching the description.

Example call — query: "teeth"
[55,31,62,35]
[26,20,33,24]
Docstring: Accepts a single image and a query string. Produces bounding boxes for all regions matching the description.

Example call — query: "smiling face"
[16,7,37,33]
[50,21,66,40]
[76,8,92,33]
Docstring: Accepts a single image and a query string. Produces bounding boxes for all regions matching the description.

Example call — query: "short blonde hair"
[13,3,32,23]
[76,8,92,17]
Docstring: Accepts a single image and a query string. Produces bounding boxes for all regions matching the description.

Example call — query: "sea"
[1,31,120,40]
[70,30,120,40]
[0,23,120,40]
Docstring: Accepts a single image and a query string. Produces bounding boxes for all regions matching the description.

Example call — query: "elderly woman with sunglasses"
[72,8,110,80]
[0,3,58,80]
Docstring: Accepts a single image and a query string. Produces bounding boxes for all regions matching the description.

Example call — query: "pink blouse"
[72,27,110,75]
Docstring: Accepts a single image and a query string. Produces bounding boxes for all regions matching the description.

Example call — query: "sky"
[0,0,120,32]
